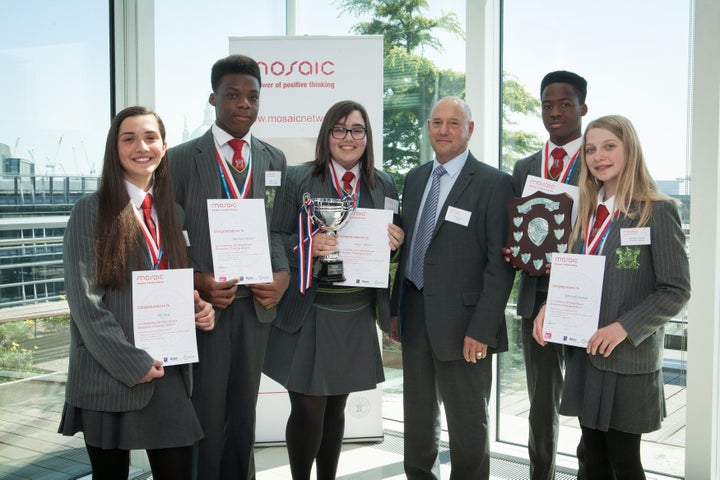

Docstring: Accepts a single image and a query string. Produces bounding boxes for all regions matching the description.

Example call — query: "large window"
[0,2,110,478]
[0,2,110,180]
[499,1,691,477]
[2,1,712,477]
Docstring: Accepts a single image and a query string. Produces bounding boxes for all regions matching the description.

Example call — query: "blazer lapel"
[196,130,224,199]
[434,156,475,236]
[405,163,432,243]
[365,170,385,209]
[250,137,266,200]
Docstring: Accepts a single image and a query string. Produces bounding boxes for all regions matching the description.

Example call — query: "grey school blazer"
[63,192,191,412]
[168,129,289,323]
[575,200,690,374]
[512,149,582,318]
[271,164,400,334]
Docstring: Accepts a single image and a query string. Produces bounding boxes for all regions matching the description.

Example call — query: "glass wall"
[0,2,110,478]
[0,0,708,477]
[499,1,691,477]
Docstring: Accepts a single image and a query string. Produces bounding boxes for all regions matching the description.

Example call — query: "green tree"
[337,0,464,190]
[502,73,544,173]
[336,0,541,188]
[336,0,464,55]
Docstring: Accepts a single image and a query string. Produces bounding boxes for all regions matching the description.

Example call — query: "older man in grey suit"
[168,55,289,480]
[390,97,515,479]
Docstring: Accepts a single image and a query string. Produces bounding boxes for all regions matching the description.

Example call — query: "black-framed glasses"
[330,126,367,140]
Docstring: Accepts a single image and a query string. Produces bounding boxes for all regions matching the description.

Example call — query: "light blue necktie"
[409,165,446,290]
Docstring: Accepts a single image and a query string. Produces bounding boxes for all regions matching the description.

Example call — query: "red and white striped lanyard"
[329,161,360,206]
[541,142,580,184]
[133,207,164,269]
[215,146,252,199]
[582,208,618,255]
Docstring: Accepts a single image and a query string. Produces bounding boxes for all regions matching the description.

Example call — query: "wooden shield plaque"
[506,191,574,275]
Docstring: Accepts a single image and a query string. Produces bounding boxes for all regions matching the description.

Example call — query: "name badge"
[621,227,651,246]
[445,206,471,227]
[384,197,399,214]
[265,171,282,187]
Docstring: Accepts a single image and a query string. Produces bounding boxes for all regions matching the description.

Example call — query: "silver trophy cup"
[303,193,356,283]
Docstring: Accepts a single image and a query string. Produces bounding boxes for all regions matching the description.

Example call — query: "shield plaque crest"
[506,191,574,275]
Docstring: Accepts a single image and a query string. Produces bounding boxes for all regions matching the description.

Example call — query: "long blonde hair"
[570,115,669,247]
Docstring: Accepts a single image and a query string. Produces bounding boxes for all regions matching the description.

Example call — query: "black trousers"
[192,297,271,480]
[401,284,493,480]
[522,292,566,480]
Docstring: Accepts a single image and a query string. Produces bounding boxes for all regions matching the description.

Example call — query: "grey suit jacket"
[167,129,289,323]
[512,149,582,318]
[63,193,191,412]
[271,163,400,333]
[574,200,690,374]
[392,153,516,361]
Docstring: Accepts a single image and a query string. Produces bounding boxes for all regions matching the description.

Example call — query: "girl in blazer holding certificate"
[264,100,404,480]
[59,106,215,479]
[533,115,690,479]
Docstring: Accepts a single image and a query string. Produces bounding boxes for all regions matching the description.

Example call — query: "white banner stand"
[228,35,385,444]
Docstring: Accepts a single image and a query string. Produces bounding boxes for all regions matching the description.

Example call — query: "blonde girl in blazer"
[533,115,690,479]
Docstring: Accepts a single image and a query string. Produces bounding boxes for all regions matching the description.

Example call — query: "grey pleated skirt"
[560,346,666,434]
[59,365,203,450]
[264,287,385,396]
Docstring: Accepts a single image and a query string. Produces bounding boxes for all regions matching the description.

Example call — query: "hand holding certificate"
[207,199,273,285]
[132,268,198,365]
[542,253,606,347]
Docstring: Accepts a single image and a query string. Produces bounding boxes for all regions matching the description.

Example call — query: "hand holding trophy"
[303,192,356,283]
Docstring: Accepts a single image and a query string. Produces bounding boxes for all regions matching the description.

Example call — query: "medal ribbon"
[582,208,619,255]
[296,196,319,293]
[542,142,580,184]
[215,147,252,199]
[133,208,165,269]
[329,162,360,207]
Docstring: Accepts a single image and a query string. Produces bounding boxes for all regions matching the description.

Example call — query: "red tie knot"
[551,147,567,161]
[549,147,566,179]
[228,139,246,171]
[342,171,355,193]
[141,193,153,211]
[228,138,245,153]
[595,204,609,224]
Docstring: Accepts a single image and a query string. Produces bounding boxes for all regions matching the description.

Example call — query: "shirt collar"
[548,137,583,156]
[124,179,154,209]
[330,159,361,179]
[212,123,252,149]
[596,187,615,213]
[432,148,468,178]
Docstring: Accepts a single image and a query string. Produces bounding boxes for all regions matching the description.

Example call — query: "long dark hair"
[312,100,377,188]
[95,106,188,289]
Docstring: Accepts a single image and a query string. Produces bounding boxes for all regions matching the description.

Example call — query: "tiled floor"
[0,348,684,479]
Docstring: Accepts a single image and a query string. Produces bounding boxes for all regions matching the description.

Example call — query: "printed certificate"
[207,199,273,284]
[334,207,393,288]
[543,253,606,348]
[132,268,198,366]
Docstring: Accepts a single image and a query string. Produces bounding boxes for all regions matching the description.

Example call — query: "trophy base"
[318,260,345,283]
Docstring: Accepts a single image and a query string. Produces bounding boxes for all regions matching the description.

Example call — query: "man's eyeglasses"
[330,126,367,140]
